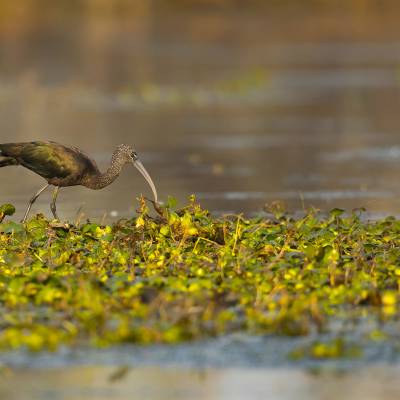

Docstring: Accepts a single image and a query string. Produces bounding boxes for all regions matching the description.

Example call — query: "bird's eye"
[131,151,138,160]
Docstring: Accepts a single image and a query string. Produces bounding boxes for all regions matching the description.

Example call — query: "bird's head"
[115,144,138,163]
[115,144,158,203]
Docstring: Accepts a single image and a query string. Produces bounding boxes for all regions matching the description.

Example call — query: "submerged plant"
[0,197,399,354]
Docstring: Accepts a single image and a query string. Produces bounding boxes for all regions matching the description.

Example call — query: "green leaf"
[329,208,345,218]
[0,221,24,234]
[166,196,177,209]
[0,204,16,222]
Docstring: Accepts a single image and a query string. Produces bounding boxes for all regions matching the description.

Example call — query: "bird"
[0,141,158,223]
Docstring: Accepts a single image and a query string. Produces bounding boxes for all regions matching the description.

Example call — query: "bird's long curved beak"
[133,159,158,203]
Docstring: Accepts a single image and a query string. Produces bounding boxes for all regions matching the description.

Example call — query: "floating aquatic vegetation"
[0,197,399,354]
[0,204,15,223]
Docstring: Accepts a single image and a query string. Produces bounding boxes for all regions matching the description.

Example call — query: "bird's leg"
[50,186,60,220]
[22,184,49,223]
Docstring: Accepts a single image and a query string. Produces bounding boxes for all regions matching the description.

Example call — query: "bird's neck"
[84,155,124,190]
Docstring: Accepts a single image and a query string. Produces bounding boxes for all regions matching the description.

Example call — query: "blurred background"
[1,0,400,219]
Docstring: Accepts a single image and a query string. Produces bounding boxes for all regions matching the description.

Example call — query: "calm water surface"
[3,366,400,400]
[1,5,400,219]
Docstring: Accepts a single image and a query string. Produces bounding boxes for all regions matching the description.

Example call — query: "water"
[1,4,400,220]
[3,366,400,400]
[2,2,400,397]
[2,329,400,400]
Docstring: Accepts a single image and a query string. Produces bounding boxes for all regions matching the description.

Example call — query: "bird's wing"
[19,141,88,181]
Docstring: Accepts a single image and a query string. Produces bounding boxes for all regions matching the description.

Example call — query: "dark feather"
[0,157,18,167]
[0,141,100,186]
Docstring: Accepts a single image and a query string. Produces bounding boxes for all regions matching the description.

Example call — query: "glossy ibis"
[0,141,158,222]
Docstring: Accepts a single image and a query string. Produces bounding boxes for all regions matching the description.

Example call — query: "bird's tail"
[0,157,18,167]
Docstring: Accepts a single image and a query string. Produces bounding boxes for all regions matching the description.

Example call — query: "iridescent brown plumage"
[0,141,158,222]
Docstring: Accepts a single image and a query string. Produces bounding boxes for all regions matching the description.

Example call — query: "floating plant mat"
[0,197,399,357]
